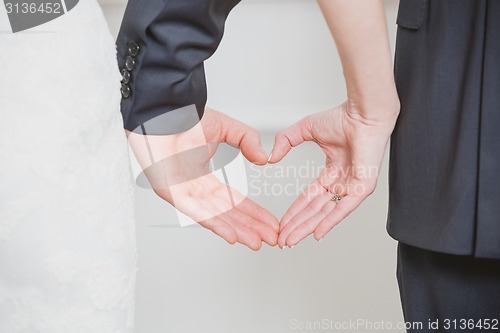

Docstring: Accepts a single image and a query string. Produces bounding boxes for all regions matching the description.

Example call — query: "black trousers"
[397,243,500,332]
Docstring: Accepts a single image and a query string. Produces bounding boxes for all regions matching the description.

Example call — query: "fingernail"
[318,238,323,242]
[289,245,295,249]
[267,151,273,163]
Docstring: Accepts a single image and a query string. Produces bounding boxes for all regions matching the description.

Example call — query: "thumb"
[218,113,268,165]
[268,117,312,164]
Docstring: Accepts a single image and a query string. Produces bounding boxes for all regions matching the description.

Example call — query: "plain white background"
[100,1,406,332]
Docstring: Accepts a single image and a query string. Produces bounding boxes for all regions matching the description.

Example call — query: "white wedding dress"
[0,2,137,332]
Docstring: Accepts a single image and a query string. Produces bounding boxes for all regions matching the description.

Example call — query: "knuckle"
[275,131,286,142]
[246,127,259,138]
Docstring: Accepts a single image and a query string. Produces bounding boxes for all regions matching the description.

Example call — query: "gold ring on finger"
[331,194,342,203]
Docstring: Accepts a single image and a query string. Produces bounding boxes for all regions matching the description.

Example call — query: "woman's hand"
[270,101,399,248]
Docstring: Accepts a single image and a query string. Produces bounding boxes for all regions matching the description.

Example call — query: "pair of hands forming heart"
[123,0,401,250]
[128,104,397,251]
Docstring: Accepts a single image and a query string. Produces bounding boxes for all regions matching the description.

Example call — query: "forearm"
[318,0,399,122]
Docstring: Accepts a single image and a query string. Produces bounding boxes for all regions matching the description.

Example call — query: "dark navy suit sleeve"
[116,0,241,133]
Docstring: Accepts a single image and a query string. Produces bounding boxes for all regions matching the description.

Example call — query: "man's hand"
[270,102,399,248]
[128,108,279,251]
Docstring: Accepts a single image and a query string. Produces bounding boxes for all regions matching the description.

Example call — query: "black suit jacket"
[388,0,500,259]
[117,0,240,134]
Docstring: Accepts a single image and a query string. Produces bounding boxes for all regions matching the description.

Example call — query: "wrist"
[343,99,400,137]
[346,93,400,125]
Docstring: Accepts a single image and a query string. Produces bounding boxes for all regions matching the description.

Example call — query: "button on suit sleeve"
[116,0,241,134]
